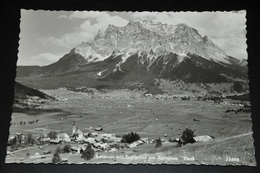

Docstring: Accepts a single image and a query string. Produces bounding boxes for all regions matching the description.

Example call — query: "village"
[6,86,253,164]
[7,118,216,164]
[6,121,155,163]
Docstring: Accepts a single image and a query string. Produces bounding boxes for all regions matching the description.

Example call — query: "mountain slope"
[17,66,41,77]
[14,82,54,100]
[17,20,248,92]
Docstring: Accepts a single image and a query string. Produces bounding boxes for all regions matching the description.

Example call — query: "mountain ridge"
[71,21,233,65]
[16,20,248,93]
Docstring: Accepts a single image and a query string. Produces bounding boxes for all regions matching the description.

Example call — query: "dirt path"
[191,132,253,148]
[214,132,253,143]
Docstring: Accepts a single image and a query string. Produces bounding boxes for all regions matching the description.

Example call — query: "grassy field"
[6,88,255,165]
[90,132,254,165]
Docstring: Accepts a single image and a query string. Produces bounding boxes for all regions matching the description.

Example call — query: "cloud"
[68,11,129,26]
[36,11,247,60]
[36,31,94,49]
[38,11,129,49]
[28,53,63,66]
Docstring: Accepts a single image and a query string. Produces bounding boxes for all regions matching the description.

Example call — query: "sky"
[18,10,247,66]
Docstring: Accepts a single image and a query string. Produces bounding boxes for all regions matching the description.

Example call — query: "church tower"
[72,122,77,135]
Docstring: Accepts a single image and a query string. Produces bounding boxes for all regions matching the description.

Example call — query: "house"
[129,143,137,148]
[106,136,121,143]
[99,143,109,149]
[109,148,118,152]
[84,137,95,144]
[145,94,153,97]
[100,133,116,139]
[49,133,71,144]
[40,136,50,142]
[88,132,99,137]
[128,140,145,148]
[71,145,87,154]
[14,133,25,143]
[94,136,104,142]
[29,152,42,159]
[57,132,71,143]
[75,136,86,143]
[140,138,150,144]
[91,143,101,148]
[49,139,60,144]
[43,150,51,155]
[37,133,50,143]
[135,140,145,145]
[94,127,103,131]
[193,135,212,142]
[8,136,15,145]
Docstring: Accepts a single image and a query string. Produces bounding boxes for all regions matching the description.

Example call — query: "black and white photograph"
[5,10,254,166]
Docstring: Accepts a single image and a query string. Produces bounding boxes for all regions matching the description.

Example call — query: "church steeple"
[72,122,77,135]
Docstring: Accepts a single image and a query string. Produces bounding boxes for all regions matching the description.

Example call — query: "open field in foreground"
[7,88,255,165]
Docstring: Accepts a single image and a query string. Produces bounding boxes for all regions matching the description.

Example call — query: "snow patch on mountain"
[74,42,109,63]
[177,53,188,63]
[97,69,107,76]
[121,52,131,63]
[71,20,241,68]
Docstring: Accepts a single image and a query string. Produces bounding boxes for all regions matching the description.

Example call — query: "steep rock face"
[93,52,247,84]
[18,20,247,86]
[74,21,231,65]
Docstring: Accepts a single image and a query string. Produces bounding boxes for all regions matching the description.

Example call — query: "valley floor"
[6,88,255,166]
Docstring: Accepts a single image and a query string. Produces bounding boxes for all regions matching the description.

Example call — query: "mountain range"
[17,20,248,93]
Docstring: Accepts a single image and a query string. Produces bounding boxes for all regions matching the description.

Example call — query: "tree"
[48,131,57,139]
[81,144,94,160]
[155,138,162,148]
[52,150,61,163]
[55,146,62,154]
[26,133,35,146]
[38,134,45,144]
[10,137,17,151]
[233,81,243,93]
[180,128,196,145]
[121,132,140,143]
[63,144,71,153]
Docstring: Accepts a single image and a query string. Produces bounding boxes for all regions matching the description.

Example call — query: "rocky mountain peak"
[66,20,240,66]
[19,20,247,88]
[176,23,189,28]
[127,20,143,28]
[202,35,209,42]
[202,36,214,43]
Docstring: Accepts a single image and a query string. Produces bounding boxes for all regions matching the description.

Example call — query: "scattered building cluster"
[8,122,151,157]
[7,121,216,164]
[67,123,150,152]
